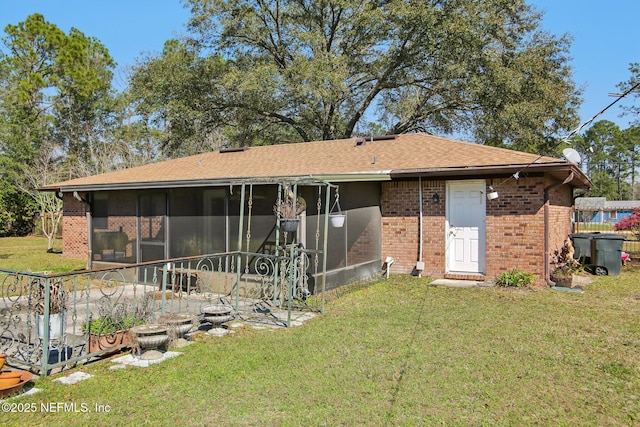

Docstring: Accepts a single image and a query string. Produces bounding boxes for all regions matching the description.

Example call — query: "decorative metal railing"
[0,247,322,376]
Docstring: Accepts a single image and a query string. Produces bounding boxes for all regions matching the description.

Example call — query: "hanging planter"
[274,185,306,233]
[329,191,345,228]
[281,218,300,232]
[330,214,345,228]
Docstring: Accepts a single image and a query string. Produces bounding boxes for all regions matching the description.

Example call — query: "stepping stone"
[53,372,92,385]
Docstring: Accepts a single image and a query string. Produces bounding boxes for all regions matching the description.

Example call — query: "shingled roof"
[45,133,590,191]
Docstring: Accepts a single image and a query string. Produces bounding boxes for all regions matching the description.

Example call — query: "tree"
[623,126,640,199]
[20,140,64,252]
[130,0,580,152]
[52,26,116,175]
[0,14,62,235]
[128,39,231,156]
[0,14,116,239]
[618,62,640,123]
[579,120,631,200]
[614,207,640,240]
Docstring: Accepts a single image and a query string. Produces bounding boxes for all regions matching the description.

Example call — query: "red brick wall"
[381,180,445,276]
[62,193,88,260]
[547,180,574,261]
[381,176,574,284]
[485,177,545,281]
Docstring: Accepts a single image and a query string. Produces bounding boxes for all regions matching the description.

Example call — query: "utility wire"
[493,80,640,187]
[563,80,640,141]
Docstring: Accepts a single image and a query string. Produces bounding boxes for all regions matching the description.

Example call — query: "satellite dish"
[562,148,582,164]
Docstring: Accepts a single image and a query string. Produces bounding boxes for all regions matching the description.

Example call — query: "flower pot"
[280,218,300,232]
[130,325,170,353]
[36,312,66,340]
[329,214,345,228]
[0,370,33,398]
[136,333,169,348]
[0,371,23,388]
[202,304,235,325]
[88,330,132,354]
[0,376,21,388]
[552,275,573,288]
[167,318,194,337]
[552,274,592,289]
[0,371,22,379]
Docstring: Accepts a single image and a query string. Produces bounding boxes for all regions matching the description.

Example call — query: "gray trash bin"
[570,232,599,263]
[590,234,625,276]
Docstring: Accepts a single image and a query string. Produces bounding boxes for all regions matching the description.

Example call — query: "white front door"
[446,180,486,274]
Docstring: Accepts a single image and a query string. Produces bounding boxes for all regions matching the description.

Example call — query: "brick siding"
[485,177,546,281]
[381,180,446,276]
[547,181,574,261]
[61,193,88,260]
[381,177,574,284]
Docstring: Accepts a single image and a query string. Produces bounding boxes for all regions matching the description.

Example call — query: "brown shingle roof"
[46,133,589,191]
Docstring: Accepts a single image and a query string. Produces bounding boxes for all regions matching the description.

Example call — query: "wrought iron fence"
[0,247,322,376]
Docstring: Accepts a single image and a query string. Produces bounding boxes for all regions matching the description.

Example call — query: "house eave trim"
[46,172,393,193]
[391,163,591,187]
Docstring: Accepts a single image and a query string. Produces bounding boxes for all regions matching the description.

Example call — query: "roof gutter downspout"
[544,171,575,287]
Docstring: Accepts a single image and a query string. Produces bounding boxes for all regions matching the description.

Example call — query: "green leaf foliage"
[0,14,117,235]
[495,268,536,287]
[82,314,144,335]
[576,120,634,200]
[129,0,581,151]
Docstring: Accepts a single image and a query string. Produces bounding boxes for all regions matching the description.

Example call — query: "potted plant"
[329,193,345,228]
[82,313,144,354]
[274,191,306,232]
[550,237,589,288]
[29,278,68,340]
[158,313,196,341]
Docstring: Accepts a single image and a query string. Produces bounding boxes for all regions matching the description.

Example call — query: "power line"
[494,81,640,188]
[562,81,640,141]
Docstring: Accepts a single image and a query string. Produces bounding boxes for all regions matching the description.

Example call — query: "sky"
[1,0,638,132]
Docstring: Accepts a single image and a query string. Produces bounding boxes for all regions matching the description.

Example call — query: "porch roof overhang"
[45,171,393,193]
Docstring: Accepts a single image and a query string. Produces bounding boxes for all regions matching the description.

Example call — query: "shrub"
[614,207,640,239]
[550,238,583,278]
[82,314,144,334]
[495,269,536,287]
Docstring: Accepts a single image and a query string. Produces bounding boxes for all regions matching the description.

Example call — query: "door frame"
[445,179,487,274]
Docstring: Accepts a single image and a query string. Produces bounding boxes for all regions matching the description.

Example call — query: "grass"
[2,238,639,425]
[575,222,615,232]
[0,236,85,273]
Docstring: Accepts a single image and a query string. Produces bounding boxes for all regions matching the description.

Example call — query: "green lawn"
[574,222,615,232]
[1,239,639,426]
[0,236,85,273]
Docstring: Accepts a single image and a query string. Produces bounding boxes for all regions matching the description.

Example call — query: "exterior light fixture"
[432,193,440,203]
[487,186,499,200]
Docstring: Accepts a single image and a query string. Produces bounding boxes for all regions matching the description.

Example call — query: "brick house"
[45,134,590,288]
